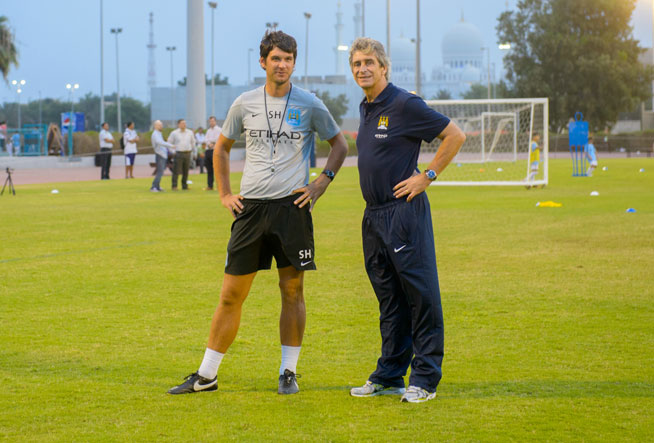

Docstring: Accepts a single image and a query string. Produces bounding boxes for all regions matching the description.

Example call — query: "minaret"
[335,1,345,74]
[147,12,156,101]
[353,1,362,39]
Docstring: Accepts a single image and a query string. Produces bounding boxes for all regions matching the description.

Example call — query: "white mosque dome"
[442,19,484,69]
[390,34,416,83]
[391,34,415,64]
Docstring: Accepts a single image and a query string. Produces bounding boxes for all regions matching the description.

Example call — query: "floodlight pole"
[166,46,177,125]
[208,1,217,118]
[386,0,390,59]
[10,80,25,130]
[415,0,421,96]
[304,12,311,90]
[248,48,253,86]
[66,83,79,156]
[361,0,365,36]
[100,0,105,124]
[111,27,123,132]
[16,86,22,130]
[481,46,491,100]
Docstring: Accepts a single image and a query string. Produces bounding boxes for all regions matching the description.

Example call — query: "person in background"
[203,116,222,191]
[526,132,540,188]
[167,118,196,190]
[123,122,139,179]
[10,132,20,156]
[6,135,13,156]
[585,135,598,176]
[151,120,175,192]
[0,121,6,153]
[195,127,207,173]
[98,122,114,180]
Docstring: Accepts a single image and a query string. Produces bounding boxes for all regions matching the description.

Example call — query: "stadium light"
[337,45,348,51]
[499,43,511,50]
[65,83,80,157]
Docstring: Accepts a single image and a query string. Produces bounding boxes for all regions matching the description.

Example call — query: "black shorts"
[225,194,316,275]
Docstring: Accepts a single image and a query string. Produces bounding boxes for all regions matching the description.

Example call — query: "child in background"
[526,132,541,188]
[585,136,598,176]
[195,127,206,173]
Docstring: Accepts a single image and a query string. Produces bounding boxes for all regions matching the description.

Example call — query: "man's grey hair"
[348,37,391,81]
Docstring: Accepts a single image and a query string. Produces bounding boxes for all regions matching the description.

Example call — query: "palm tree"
[0,16,18,80]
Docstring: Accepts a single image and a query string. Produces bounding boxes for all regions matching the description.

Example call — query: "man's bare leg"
[168,271,257,394]
[278,266,305,347]
[277,266,305,396]
[207,271,257,352]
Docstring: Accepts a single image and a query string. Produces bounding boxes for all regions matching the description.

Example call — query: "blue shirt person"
[10,132,20,156]
[585,136,598,176]
[347,38,466,403]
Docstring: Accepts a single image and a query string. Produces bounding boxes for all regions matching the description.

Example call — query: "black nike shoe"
[167,372,218,395]
[278,369,300,395]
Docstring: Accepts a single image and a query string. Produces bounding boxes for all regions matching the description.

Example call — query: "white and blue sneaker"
[400,385,436,403]
[278,369,300,395]
[350,381,406,397]
[167,372,217,395]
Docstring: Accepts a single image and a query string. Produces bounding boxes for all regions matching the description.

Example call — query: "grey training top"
[222,84,341,199]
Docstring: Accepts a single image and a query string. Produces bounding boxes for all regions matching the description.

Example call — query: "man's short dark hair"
[101,122,108,127]
[260,30,297,61]
[177,119,185,124]
[208,116,216,120]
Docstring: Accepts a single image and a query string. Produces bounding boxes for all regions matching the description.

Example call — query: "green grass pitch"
[1,158,652,441]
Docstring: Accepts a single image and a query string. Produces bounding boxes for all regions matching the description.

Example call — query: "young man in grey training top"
[168,30,348,396]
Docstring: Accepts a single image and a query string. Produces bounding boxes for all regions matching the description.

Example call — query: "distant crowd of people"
[97,117,222,192]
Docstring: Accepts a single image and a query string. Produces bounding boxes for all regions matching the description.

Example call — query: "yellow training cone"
[536,201,562,208]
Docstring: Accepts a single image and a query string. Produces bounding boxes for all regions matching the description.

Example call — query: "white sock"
[279,345,301,375]
[198,348,224,379]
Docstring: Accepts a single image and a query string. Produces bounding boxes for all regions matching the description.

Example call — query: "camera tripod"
[1,167,16,196]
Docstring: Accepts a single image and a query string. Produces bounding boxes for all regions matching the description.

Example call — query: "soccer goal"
[422,98,549,186]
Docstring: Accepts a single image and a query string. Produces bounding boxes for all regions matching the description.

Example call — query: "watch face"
[426,170,437,180]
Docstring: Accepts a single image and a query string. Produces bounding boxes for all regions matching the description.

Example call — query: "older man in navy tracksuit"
[348,37,466,403]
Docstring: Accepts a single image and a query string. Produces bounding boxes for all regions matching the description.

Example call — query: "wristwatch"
[322,169,335,181]
[425,169,438,181]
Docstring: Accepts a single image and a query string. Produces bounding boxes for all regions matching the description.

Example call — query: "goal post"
[422,98,549,186]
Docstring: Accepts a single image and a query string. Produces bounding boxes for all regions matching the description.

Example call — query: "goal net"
[422,98,548,186]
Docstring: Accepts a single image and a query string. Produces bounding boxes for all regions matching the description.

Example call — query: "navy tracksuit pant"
[362,192,444,393]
